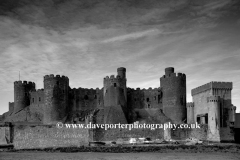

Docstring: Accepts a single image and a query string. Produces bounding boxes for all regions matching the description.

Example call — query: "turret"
[229,105,236,123]
[117,67,126,79]
[14,81,35,113]
[165,67,174,76]
[103,68,128,123]
[104,67,127,103]
[9,102,14,113]
[207,96,221,142]
[117,67,127,100]
[103,74,126,107]
[43,74,69,124]
[160,67,186,124]
[187,102,194,124]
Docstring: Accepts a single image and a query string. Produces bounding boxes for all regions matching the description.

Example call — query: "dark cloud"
[0,0,238,32]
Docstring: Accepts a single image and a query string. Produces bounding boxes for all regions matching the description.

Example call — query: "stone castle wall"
[127,87,162,110]
[94,128,164,142]
[192,90,211,122]
[13,124,89,149]
[68,87,100,112]
[30,89,44,105]
[8,102,14,114]
[171,124,208,141]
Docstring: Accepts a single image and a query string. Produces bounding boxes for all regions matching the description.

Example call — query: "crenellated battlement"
[208,96,220,103]
[70,87,97,96]
[37,89,44,92]
[127,87,160,92]
[104,75,121,81]
[211,81,232,89]
[44,74,69,81]
[161,72,186,79]
[187,102,194,107]
[30,88,44,93]
[14,81,35,86]
[104,74,126,89]
[191,81,232,96]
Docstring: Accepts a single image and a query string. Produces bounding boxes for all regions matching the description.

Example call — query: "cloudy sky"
[0,0,240,114]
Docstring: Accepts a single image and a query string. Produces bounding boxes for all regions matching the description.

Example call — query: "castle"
[0,67,237,145]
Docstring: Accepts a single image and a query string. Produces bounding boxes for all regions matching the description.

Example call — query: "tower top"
[191,81,232,96]
[14,80,35,86]
[117,67,126,79]
[117,67,126,71]
[165,67,174,76]
[44,74,69,81]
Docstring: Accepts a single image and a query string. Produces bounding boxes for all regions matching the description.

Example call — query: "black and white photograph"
[0,0,240,159]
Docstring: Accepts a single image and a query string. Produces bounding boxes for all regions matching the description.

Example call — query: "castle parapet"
[191,82,232,96]
[161,72,186,79]
[104,74,125,88]
[14,81,35,86]
[44,74,69,81]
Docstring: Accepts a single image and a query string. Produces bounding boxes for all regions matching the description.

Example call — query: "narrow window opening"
[56,81,59,85]
[39,97,41,102]
[197,117,200,124]
[205,114,208,124]
[158,95,161,103]
[146,98,149,102]
[114,83,117,87]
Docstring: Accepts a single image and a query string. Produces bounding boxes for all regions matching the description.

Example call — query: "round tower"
[117,67,127,100]
[103,75,126,107]
[103,68,128,123]
[207,96,221,142]
[229,105,236,123]
[187,102,194,124]
[14,81,35,113]
[117,67,126,79]
[104,67,127,101]
[160,67,186,124]
[43,74,69,124]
